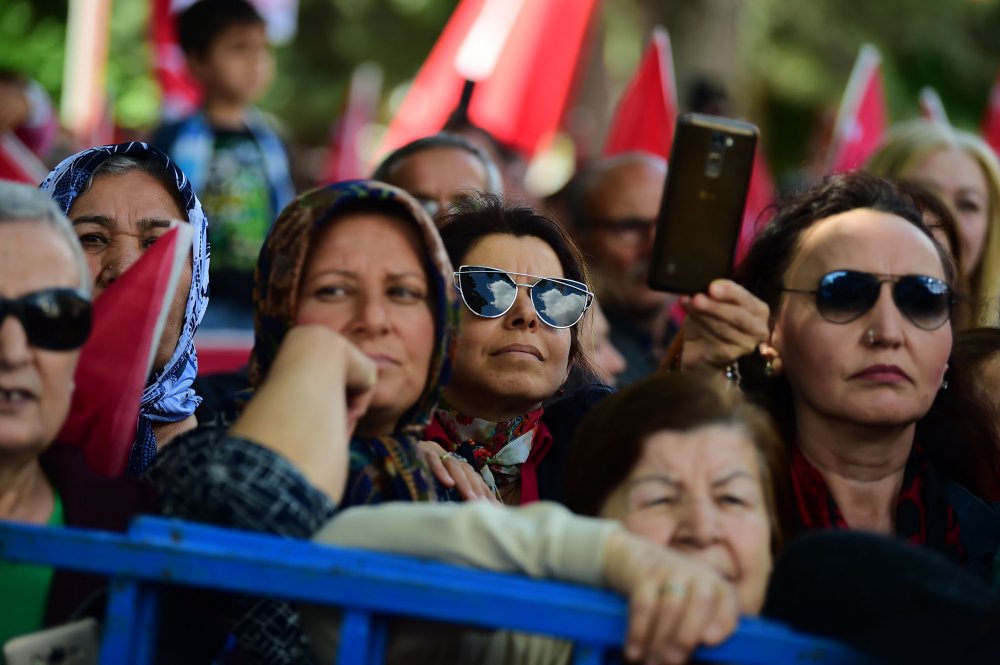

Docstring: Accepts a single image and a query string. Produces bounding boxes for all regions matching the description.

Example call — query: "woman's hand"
[416,440,499,503]
[679,279,770,371]
[602,530,740,665]
[231,325,377,501]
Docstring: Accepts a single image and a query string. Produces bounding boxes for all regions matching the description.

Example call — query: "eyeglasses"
[587,217,656,245]
[0,289,92,350]
[415,197,442,219]
[453,265,594,329]
[781,270,952,331]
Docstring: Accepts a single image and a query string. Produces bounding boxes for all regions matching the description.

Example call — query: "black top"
[537,383,615,504]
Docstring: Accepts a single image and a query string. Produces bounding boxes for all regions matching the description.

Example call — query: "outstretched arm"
[308,501,739,665]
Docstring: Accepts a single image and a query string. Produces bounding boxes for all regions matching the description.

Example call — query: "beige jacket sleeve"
[302,501,624,665]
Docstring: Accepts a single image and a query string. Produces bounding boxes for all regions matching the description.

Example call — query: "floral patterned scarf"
[791,442,965,563]
[426,400,553,504]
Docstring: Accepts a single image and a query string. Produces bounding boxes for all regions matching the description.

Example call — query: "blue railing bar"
[0,517,626,644]
[571,643,611,665]
[337,610,375,665]
[367,617,389,665]
[98,578,158,665]
[0,517,876,665]
[133,581,160,665]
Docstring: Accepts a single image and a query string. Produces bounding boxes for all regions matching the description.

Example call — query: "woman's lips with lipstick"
[851,364,911,383]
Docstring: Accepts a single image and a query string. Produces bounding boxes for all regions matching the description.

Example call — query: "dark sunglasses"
[0,288,92,350]
[454,265,594,329]
[782,270,952,330]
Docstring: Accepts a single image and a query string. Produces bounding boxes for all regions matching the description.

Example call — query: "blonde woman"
[868,119,1000,327]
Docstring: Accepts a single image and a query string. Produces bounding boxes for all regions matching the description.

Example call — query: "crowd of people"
[3,0,1000,663]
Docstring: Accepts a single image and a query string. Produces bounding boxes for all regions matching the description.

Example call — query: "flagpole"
[826,43,881,172]
[61,0,113,147]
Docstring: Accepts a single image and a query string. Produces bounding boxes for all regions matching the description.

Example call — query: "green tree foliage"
[742,0,1000,177]
[2,0,999,184]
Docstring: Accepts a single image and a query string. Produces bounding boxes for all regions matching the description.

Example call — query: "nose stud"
[866,327,876,346]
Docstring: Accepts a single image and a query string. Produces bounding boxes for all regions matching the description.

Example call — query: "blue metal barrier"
[0,516,874,664]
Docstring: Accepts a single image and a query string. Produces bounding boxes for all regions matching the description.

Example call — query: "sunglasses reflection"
[455,266,594,329]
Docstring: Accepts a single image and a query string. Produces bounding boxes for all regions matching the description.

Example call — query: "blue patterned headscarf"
[40,142,210,474]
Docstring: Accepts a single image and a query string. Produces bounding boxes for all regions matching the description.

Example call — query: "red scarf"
[790,443,965,560]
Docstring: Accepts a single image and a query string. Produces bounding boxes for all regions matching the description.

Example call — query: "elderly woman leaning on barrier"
[565,371,787,615]
[302,372,770,665]
[0,180,742,665]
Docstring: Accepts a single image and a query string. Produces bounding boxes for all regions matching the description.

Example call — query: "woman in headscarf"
[146,180,472,662]
[250,180,461,503]
[39,142,209,473]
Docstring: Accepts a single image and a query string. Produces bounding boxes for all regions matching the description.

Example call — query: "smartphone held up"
[648,114,759,295]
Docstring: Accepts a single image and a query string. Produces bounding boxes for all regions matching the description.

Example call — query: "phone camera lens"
[710,132,727,149]
[705,153,723,178]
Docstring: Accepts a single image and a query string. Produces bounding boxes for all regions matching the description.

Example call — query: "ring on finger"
[658,580,687,598]
[439,452,463,463]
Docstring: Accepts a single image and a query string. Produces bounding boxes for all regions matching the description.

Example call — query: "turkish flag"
[982,70,1000,157]
[604,27,678,158]
[150,0,201,121]
[0,132,49,185]
[323,63,383,183]
[378,0,598,159]
[734,146,776,266]
[919,86,950,126]
[57,224,191,477]
[826,44,888,174]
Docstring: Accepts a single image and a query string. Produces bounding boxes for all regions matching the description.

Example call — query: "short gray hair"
[373,132,503,195]
[0,181,91,294]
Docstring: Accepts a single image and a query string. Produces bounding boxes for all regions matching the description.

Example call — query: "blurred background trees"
[2,0,999,188]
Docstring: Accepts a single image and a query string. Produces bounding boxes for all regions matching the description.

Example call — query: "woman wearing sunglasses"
[738,171,1000,578]
[0,182,164,648]
[427,194,611,505]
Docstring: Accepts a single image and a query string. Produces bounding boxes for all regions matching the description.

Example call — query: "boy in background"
[152,0,294,328]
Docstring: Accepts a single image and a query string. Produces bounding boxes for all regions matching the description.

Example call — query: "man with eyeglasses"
[570,152,674,384]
